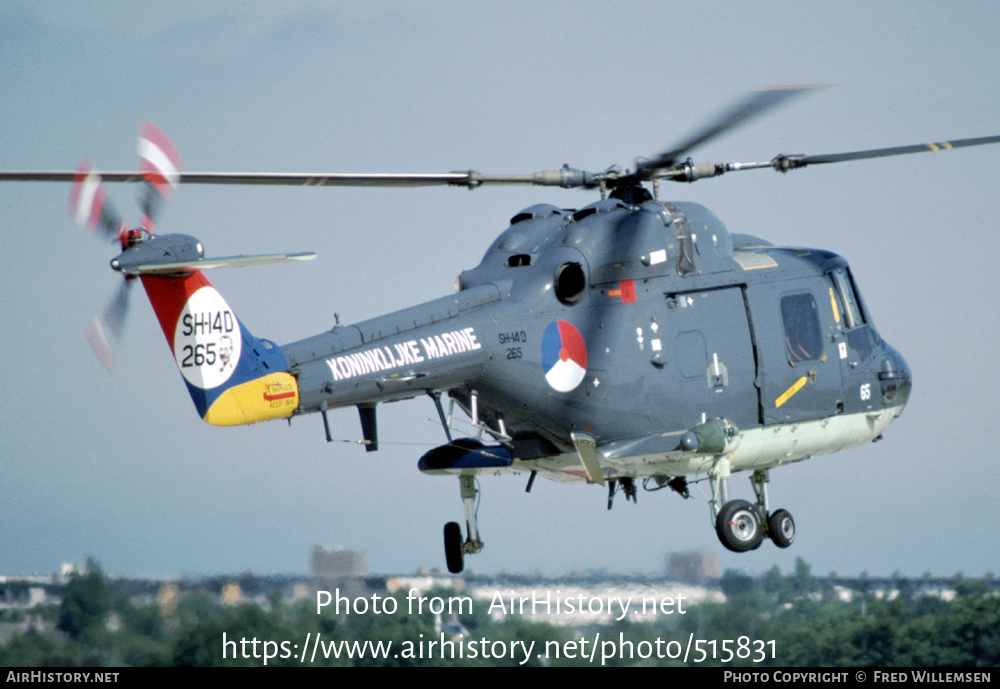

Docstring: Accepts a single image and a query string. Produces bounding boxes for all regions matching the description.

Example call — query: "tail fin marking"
[140,270,298,425]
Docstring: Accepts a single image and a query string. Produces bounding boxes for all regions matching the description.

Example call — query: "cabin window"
[780,293,822,363]
[554,262,586,304]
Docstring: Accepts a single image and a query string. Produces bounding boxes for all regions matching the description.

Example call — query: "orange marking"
[607,280,637,303]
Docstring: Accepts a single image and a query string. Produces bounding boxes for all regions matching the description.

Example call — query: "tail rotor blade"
[68,161,124,240]
[138,122,183,230]
[86,279,132,372]
[138,122,182,196]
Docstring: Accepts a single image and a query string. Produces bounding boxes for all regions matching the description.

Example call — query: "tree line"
[1,558,996,667]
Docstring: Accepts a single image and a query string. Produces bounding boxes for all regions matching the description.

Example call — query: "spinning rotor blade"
[634,85,822,177]
[653,133,1000,182]
[152,170,605,189]
[69,123,181,372]
[768,134,1000,171]
[87,278,133,372]
[0,169,602,189]
[4,89,999,196]
[137,121,183,230]
[138,122,182,196]
[67,161,124,240]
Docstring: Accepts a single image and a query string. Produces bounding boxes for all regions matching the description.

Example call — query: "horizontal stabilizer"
[114,251,316,275]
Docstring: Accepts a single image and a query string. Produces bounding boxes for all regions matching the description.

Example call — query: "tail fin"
[140,269,299,426]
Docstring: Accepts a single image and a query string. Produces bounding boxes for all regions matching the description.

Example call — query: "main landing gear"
[709,464,795,552]
[444,475,483,573]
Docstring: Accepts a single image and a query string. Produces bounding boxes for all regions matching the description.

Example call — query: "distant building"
[157,584,179,615]
[222,582,242,605]
[312,546,367,579]
[666,551,720,584]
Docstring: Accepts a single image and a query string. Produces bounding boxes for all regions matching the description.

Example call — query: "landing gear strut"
[751,469,795,548]
[444,475,484,573]
[709,465,795,552]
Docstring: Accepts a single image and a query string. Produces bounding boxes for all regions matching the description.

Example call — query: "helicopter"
[4,86,998,573]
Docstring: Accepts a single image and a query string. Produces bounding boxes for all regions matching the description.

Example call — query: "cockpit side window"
[831,267,875,360]
[832,268,863,329]
[780,292,822,363]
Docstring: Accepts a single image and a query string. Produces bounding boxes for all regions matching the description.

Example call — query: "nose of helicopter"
[878,343,911,414]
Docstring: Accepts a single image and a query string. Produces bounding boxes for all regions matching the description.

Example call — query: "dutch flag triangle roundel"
[541,320,588,392]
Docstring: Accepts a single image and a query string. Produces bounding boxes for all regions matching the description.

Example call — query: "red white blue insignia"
[541,320,588,392]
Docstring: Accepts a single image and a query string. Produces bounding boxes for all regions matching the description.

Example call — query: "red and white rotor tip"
[86,279,132,373]
[87,316,116,372]
[138,121,182,198]
[68,160,109,231]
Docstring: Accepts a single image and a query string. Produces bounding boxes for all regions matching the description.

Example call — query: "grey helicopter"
[4,86,997,573]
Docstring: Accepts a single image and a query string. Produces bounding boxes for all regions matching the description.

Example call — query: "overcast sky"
[2,1,999,580]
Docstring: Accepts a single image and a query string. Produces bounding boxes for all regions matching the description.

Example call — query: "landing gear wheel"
[444,521,464,573]
[716,499,764,552]
[768,509,795,548]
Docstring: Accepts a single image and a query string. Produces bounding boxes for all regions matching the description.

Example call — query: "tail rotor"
[71,123,183,371]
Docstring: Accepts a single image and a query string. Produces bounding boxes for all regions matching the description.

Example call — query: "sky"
[1,1,999,581]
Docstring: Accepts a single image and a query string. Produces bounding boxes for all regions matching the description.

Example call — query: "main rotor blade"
[179,172,486,187]
[640,85,823,173]
[0,171,456,185]
[0,168,604,189]
[772,134,1000,170]
[653,133,1000,183]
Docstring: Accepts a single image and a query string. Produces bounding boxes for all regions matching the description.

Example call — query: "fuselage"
[280,196,911,481]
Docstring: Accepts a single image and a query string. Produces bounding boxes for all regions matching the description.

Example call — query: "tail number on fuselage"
[172,286,242,389]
